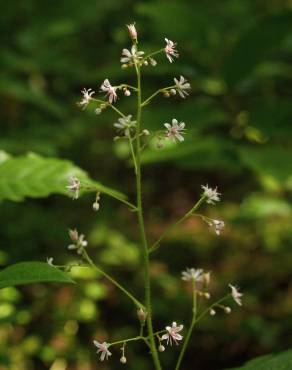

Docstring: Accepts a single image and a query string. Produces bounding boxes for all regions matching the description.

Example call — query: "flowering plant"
[64,23,243,369]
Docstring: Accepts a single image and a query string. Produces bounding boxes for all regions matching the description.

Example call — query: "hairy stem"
[82,249,144,308]
[135,62,162,370]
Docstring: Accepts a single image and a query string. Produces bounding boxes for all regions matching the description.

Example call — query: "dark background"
[0,0,292,369]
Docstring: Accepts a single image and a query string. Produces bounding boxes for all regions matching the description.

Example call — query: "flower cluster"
[114,115,137,137]
[67,229,88,255]
[201,184,221,205]
[67,176,81,200]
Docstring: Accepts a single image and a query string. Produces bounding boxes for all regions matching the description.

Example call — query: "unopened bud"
[158,344,165,352]
[121,64,128,69]
[126,23,137,42]
[95,108,102,115]
[150,58,157,66]
[204,292,210,299]
[142,129,150,136]
[210,309,216,316]
[163,92,170,98]
[124,89,131,96]
[143,60,149,66]
[224,306,232,314]
[170,89,176,95]
[69,229,79,242]
[120,356,127,364]
[92,202,100,211]
[137,308,147,323]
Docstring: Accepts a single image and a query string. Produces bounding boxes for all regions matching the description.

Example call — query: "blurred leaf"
[239,145,292,185]
[0,262,75,289]
[226,349,292,369]
[221,13,292,87]
[0,152,127,202]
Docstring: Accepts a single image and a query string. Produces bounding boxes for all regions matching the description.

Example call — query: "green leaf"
[0,262,75,289]
[221,13,292,87]
[225,349,292,370]
[0,152,127,202]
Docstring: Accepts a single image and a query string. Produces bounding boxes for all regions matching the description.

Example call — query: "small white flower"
[174,76,191,98]
[158,344,165,352]
[229,284,243,306]
[46,257,54,266]
[161,322,183,345]
[126,23,137,41]
[164,119,186,143]
[93,341,112,361]
[68,229,88,255]
[120,355,127,364]
[201,185,221,205]
[212,219,225,235]
[120,45,144,65]
[113,115,136,136]
[181,268,204,283]
[164,38,179,63]
[66,176,81,200]
[100,79,117,104]
[78,88,95,109]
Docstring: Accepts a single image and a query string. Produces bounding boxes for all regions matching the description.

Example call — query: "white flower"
[174,76,190,98]
[229,284,243,306]
[181,268,204,283]
[120,45,144,65]
[201,185,221,205]
[78,88,95,109]
[46,257,54,266]
[164,38,179,63]
[93,341,112,361]
[113,115,136,137]
[212,219,225,235]
[126,23,137,41]
[164,119,186,143]
[68,229,88,255]
[161,322,183,345]
[66,176,81,200]
[100,79,117,104]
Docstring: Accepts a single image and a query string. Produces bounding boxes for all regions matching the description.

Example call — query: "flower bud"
[210,309,216,316]
[69,229,79,242]
[137,308,147,323]
[126,23,137,42]
[204,292,210,299]
[150,58,157,66]
[124,89,131,96]
[142,129,150,136]
[144,60,149,66]
[95,108,102,115]
[163,91,170,98]
[158,344,165,352]
[120,356,127,364]
[92,202,100,211]
[121,64,128,69]
[170,89,176,95]
[224,306,232,314]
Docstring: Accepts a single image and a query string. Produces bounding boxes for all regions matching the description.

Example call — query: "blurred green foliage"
[0,0,292,369]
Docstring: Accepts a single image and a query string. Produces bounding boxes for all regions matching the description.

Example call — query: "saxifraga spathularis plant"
[50,23,243,369]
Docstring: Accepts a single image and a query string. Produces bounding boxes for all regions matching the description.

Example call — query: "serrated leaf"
[0,262,75,289]
[225,349,292,370]
[0,152,127,202]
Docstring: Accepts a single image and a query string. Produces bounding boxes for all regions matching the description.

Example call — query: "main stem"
[135,62,162,370]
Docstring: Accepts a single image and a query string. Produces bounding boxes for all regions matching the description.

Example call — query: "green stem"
[141,85,176,107]
[175,286,197,370]
[149,196,206,253]
[143,48,164,61]
[128,136,138,175]
[110,336,143,347]
[134,62,162,370]
[82,249,144,309]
